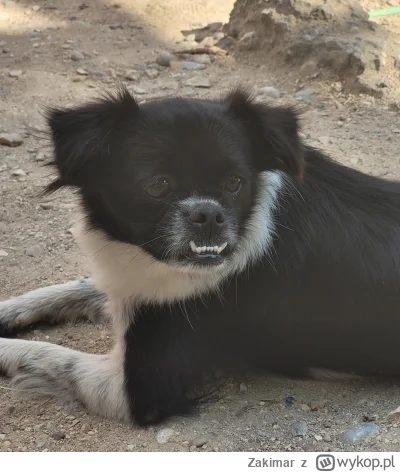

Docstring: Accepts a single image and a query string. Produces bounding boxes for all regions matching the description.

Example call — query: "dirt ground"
[1,0,400,453]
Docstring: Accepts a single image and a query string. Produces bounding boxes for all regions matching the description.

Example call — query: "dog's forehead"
[132,99,251,174]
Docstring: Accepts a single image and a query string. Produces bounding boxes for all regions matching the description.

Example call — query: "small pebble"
[295,88,317,103]
[35,152,46,161]
[310,400,326,411]
[387,406,400,423]
[339,423,380,445]
[12,169,26,177]
[239,383,247,392]
[51,430,66,441]
[9,70,23,78]
[284,396,295,407]
[191,435,209,448]
[145,68,159,79]
[124,70,140,81]
[0,250,7,257]
[318,136,330,146]
[291,421,308,437]
[157,428,174,444]
[184,76,211,88]
[259,86,280,99]
[314,434,323,442]
[193,54,211,65]
[0,133,23,147]
[26,243,46,258]
[156,51,176,67]
[71,51,84,61]
[131,86,147,95]
[76,68,88,75]
[349,157,359,166]
[182,61,206,71]
[35,434,47,449]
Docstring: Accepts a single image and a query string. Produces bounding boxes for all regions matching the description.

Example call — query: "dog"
[1,87,400,426]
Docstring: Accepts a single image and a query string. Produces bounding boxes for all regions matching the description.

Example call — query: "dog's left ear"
[226,89,305,178]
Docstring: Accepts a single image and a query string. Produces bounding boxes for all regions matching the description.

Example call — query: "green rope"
[369,6,400,18]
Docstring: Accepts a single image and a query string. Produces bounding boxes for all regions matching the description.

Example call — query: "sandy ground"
[1,0,400,453]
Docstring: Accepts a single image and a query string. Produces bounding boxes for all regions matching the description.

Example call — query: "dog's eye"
[224,175,243,194]
[146,176,172,198]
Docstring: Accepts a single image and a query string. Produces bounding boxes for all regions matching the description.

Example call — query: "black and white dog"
[1,88,400,426]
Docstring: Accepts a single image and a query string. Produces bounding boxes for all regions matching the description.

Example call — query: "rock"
[184,76,211,88]
[310,400,329,411]
[35,152,46,161]
[199,36,217,48]
[124,70,140,81]
[40,203,54,210]
[300,403,311,412]
[181,22,223,42]
[0,433,5,440]
[182,61,206,71]
[26,243,46,258]
[323,434,332,442]
[76,68,88,75]
[387,406,400,423]
[349,157,359,166]
[0,133,23,147]
[238,31,259,51]
[184,33,196,42]
[51,430,65,440]
[0,250,8,257]
[109,24,123,30]
[314,434,323,441]
[71,50,84,61]
[131,86,147,95]
[126,444,135,451]
[192,54,211,65]
[259,86,280,99]
[145,68,159,79]
[339,423,380,445]
[9,70,23,78]
[157,428,174,444]
[35,434,47,449]
[284,396,295,407]
[191,435,209,447]
[156,51,176,67]
[239,382,248,392]
[291,421,308,437]
[12,169,26,177]
[295,88,317,103]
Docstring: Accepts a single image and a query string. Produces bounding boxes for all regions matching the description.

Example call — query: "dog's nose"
[189,201,227,232]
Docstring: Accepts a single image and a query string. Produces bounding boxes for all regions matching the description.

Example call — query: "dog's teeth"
[217,242,228,254]
[201,246,207,252]
[196,247,202,254]
[213,246,219,252]
[189,241,197,253]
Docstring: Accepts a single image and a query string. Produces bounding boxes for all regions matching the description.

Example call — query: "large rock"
[225,0,400,96]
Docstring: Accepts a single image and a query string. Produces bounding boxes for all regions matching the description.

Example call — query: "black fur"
[46,87,400,425]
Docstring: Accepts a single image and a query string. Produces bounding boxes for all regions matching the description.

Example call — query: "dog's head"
[46,88,303,272]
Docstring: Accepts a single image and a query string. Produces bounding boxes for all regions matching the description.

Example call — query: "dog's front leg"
[0,279,107,336]
[0,338,129,422]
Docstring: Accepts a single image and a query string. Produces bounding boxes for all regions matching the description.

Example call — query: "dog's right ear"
[45,87,139,193]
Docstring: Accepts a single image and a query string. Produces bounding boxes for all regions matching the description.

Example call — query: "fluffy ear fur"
[226,89,305,178]
[45,87,139,193]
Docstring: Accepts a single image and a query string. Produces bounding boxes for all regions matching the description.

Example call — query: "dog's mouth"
[177,240,231,266]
